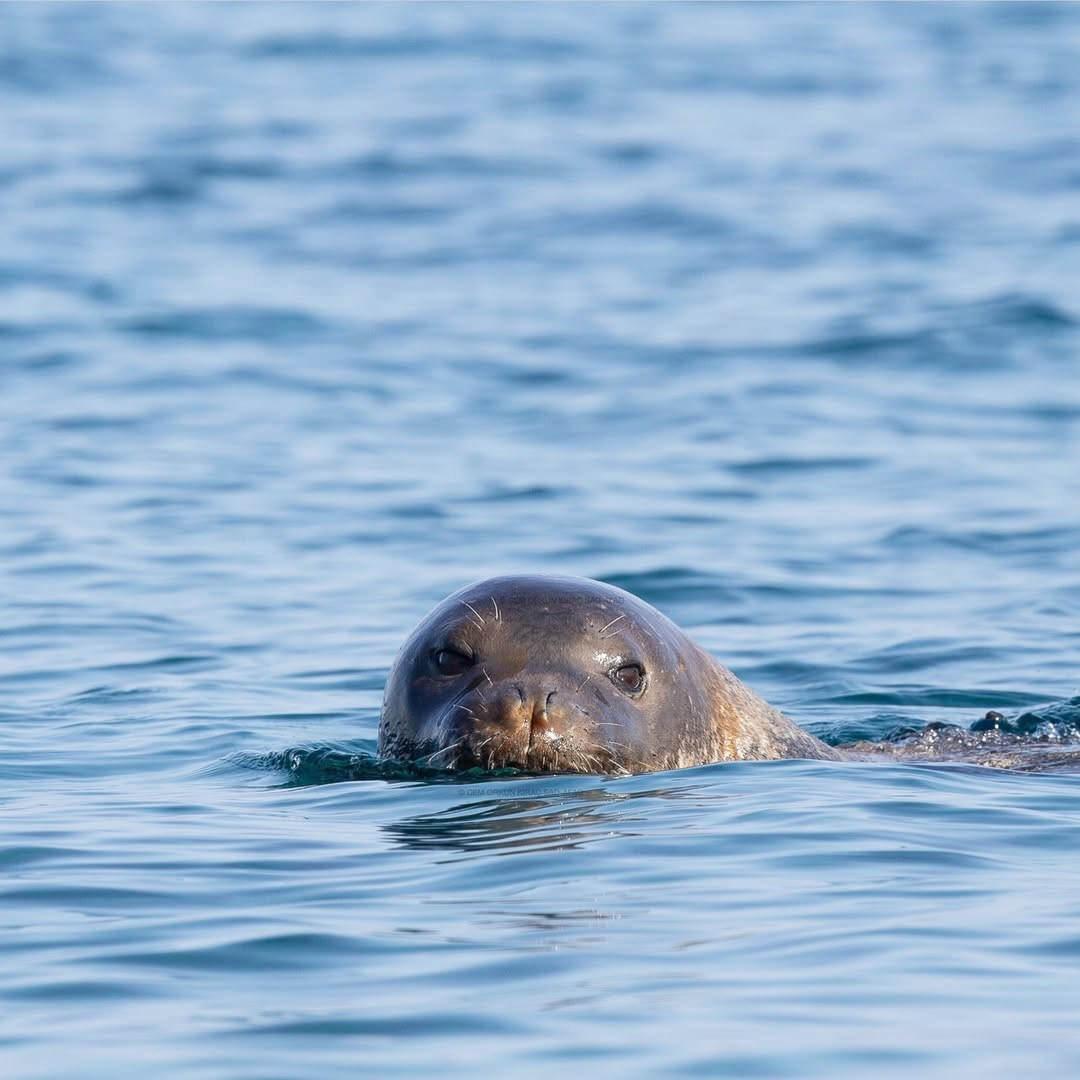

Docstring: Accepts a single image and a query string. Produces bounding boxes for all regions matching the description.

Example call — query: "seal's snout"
[435,675,585,770]
[491,680,571,740]
[530,688,568,745]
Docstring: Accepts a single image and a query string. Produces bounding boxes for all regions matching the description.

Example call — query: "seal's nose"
[533,689,558,731]
[490,682,568,738]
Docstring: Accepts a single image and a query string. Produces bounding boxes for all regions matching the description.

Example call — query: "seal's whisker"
[425,738,464,764]
[424,737,466,764]
[575,673,592,694]
[491,596,500,622]
[453,704,479,719]
[636,612,663,640]
[482,667,494,687]
[462,601,486,629]
[597,614,625,637]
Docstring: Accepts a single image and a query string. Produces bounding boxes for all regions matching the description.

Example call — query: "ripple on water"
[3,2,1080,1077]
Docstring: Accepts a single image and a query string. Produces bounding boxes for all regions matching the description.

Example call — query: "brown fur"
[379,575,839,774]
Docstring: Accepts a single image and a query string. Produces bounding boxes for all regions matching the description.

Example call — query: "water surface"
[3,4,1080,1077]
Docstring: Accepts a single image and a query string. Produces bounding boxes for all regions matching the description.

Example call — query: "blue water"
[4,3,1080,1076]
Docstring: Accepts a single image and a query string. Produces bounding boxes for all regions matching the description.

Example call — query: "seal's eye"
[433,648,474,677]
[610,663,646,695]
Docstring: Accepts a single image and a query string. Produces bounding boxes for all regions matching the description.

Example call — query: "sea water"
[3,4,1080,1077]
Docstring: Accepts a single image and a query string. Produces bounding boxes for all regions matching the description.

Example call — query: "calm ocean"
[3,4,1080,1077]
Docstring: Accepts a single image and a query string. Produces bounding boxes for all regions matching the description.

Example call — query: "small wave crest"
[845,697,1080,771]
[969,696,1080,737]
[226,743,531,787]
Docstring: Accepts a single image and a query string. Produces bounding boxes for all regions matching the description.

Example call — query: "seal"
[378,574,840,774]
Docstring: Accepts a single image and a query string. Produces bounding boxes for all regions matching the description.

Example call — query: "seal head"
[378,575,839,774]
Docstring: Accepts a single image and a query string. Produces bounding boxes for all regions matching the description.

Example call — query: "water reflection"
[383,781,711,854]
[386,792,622,853]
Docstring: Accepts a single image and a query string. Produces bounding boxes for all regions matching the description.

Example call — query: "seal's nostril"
[539,690,557,721]
[513,684,526,704]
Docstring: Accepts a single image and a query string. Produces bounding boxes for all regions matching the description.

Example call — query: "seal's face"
[379,575,721,774]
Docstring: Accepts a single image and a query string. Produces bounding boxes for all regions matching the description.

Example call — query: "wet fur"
[379,575,840,775]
